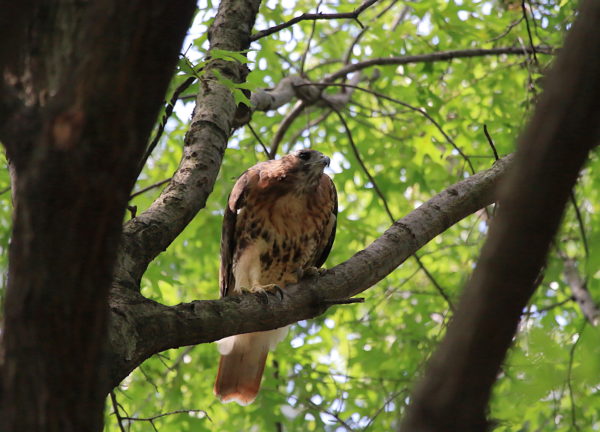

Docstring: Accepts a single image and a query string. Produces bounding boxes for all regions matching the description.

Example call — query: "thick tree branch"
[262,74,362,157]
[250,47,554,116]
[400,0,600,429]
[560,254,599,325]
[114,0,262,287]
[248,46,554,160]
[106,154,513,389]
[251,76,319,112]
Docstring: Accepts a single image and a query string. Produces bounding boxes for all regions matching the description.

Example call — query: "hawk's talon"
[239,286,253,294]
[260,284,283,301]
[241,284,284,301]
[256,290,270,303]
[297,266,327,280]
[267,285,284,301]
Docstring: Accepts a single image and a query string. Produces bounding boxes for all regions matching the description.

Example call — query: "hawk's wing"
[219,168,255,298]
[314,175,338,268]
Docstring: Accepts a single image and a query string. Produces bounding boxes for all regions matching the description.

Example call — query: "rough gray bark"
[400,0,600,430]
[106,154,513,389]
[561,255,599,325]
[251,73,361,112]
[0,1,196,431]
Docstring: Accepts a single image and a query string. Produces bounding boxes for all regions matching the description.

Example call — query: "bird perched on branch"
[214,149,337,405]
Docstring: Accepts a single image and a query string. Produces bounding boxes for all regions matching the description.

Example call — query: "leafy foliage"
[1,0,593,430]
[102,0,597,430]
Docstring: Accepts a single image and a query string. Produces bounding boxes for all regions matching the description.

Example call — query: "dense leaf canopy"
[3,0,599,431]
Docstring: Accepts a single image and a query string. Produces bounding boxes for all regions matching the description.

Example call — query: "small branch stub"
[322,297,365,306]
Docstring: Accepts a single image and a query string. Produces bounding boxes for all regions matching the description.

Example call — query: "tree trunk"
[0,2,196,431]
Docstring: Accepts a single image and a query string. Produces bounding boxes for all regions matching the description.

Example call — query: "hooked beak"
[305,154,331,169]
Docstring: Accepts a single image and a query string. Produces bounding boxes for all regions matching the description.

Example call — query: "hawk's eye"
[298,151,311,161]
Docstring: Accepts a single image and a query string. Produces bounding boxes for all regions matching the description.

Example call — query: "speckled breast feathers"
[219,149,337,297]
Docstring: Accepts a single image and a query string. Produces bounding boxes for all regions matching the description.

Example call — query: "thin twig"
[275,51,299,74]
[122,409,212,423]
[110,391,127,432]
[248,123,270,159]
[358,268,421,322]
[343,1,401,66]
[363,390,405,430]
[521,0,539,66]
[316,82,475,173]
[523,296,573,315]
[287,109,334,145]
[138,363,160,394]
[167,346,195,372]
[127,205,137,219]
[305,59,345,74]
[289,364,412,385]
[483,124,499,161]
[251,0,381,42]
[570,191,589,258]
[300,0,323,76]
[414,254,455,311]
[330,107,395,220]
[269,100,307,159]
[331,106,454,310]
[344,27,369,66]
[529,2,552,47]
[391,4,410,31]
[137,76,196,178]
[488,17,524,42]
[303,396,356,432]
[567,322,586,431]
[129,178,172,200]
[349,99,412,118]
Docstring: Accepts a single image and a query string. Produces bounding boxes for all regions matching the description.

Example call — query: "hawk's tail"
[214,328,288,405]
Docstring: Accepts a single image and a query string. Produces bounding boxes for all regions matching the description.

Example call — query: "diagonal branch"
[326,46,555,82]
[400,0,600,429]
[106,154,513,389]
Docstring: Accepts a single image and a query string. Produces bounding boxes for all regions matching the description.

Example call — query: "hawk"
[214,149,337,405]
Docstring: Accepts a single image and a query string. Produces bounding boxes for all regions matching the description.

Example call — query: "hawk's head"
[283,149,331,190]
